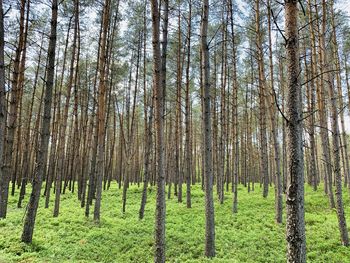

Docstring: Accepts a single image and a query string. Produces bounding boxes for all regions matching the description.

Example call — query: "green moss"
[0,184,349,262]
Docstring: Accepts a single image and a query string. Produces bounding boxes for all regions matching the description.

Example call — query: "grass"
[0,183,349,262]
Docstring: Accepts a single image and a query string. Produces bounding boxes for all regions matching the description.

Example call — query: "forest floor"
[0,183,349,262]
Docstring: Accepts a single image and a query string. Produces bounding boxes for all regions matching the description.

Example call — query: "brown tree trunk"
[255,0,269,198]
[54,0,79,217]
[139,2,152,219]
[285,1,306,262]
[18,33,44,208]
[175,6,183,203]
[184,0,192,208]
[0,0,27,218]
[151,0,167,261]
[93,0,110,223]
[326,0,349,246]
[267,0,282,223]
[306,0,318,191]
[315,0,335,207]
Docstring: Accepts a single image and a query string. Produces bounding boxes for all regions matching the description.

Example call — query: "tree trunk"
[267,0,282,223]
[0,0,26,218]
[184,0,192,208]
[201,0,215,257]
[150,0,166,261]
[21,0,57,243]
[325,0,349,246]
[285,1,306,262]
[0,0,6,206]
[53,0,79,217]
[93,0,110,223]
[255,0,269,198]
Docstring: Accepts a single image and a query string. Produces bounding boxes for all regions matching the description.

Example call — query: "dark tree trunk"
[285,1,306,262]
[201,0,215,257]
[151,0,167,261]
[21,0,57,243]
[0,0,6,202]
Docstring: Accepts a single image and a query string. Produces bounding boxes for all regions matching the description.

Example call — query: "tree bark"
[185,0,192,208]
[0,0,26,218]
[201,0,215,257]
[150,0,166,261]
[285,1,306,262]
[255,0,269,198]
[21,0,57,243]
[0,0,6,206]
[93,0,110,223]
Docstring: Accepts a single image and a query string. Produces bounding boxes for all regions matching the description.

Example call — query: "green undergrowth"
[0,183,349,262]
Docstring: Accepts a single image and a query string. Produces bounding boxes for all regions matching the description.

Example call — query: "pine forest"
[1,0,350,262]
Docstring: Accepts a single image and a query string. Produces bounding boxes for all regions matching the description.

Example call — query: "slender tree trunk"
[228,0,238,213]
[256,0,269,198]
[93,0,110,223]
[139,2,152,219]
[267,0,282,223]
[150,0,166,261]
[0,0,26,218]
[329,0,350,190]
[53,0,79,217]
[184,0,192,208]
[314,0,335,207]
[306,0,318,191]
[201,0,215,257]
[0,0,6,203]
[326,0,349,246]
[175,7,183,203]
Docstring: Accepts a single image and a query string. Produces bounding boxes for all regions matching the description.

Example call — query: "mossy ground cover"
[0,183,349,262]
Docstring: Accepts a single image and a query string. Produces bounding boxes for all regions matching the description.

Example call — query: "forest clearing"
[1,0,350,262]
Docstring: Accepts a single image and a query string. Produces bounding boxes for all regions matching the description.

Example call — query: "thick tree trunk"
[21,0,57,243]
[285,1,306,262]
